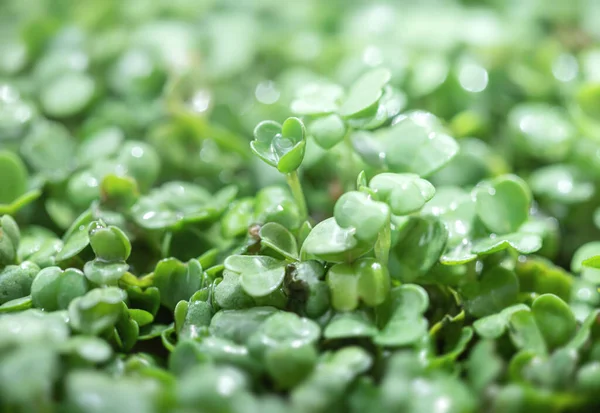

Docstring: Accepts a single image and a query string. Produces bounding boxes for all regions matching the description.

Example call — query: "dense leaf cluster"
[1,0,600,412]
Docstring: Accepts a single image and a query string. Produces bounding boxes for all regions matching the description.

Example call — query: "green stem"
[286,171,308,221]
[374,216,391,264]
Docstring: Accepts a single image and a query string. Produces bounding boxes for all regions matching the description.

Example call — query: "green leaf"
[21,120,76,181]
[0,261,39,305]
[259,222,299,260]
[508,103,575,161]
[0,295,32,313]
[375,285,429,347]
[352,111,458,177]
[309,114,347,149]
[529,164,594,204]
[355,258,390,307]
[177,300,212,340]
[209,306,279,344]
[213,271,254,310]
[339,68,391,118]
[334,191,390,242]
[153,258,203,311]
[56,209,94,261]
[255,186,302,229]
[225,255,286,298]
[302,217,370,263]
[68,287,126,335]
[327,263,359,311]
[131,182,235,230]
[508,309,547,355]
[83,260,129,285]
[369,173,435,215]
[61,336,113,364]
[88,224,131,262]
[326,259,389,311]
[532,294,576,350]
[248,312,320,356]
[462,266,519,317]
[324,311,378,340]
[390,216,448,282]
[251,117,306,173]
[471,233,542,255]
[572,242,600,284]
[474,174,531,235]
[467,340,503,392]
[31,266,89,311]
[40,72,95,118]
[291,82,344,116]
[0,151,27,205]
[474,304,530,339]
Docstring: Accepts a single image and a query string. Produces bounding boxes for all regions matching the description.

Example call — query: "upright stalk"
[286,171,308,221]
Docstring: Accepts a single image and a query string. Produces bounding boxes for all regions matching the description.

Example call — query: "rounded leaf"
[0,151,27,205]
[475,175,531,235]
[309,114,346,149]
[532,294,576,350]
[339,68,391,118]
[334,191,390,242]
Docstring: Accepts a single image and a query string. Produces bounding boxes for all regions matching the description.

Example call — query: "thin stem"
[374,215,391,264]
[286,171,308,221]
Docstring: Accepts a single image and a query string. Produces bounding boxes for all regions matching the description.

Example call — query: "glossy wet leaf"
[474,174,531,235]
[131,182,235,230]
[84,260,129,285]
[56,209,94,261]
[89,224,131,262]
[471,233,542,255]
[259,222,299,260]
[352,111,458,177]
[302,217,370,263]
[0,261,39,305]
[225,255,286,298]
[334,191,390,242]
[369,173,435,215]
[251,117,306,173]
